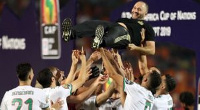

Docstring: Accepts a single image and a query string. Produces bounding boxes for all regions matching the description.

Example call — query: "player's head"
[164,74,176,92]
[37,68,56,88]
[147,67,162,94]
[48,66,65,86]
[110,90,120,100]
[131,1,149,19]
[156,74,176,94]
[179,91,194,110]
[16,63,33,82]
[142,70,161,91]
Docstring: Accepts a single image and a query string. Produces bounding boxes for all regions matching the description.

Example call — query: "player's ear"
[161,84,165,89]
[28,74,31,80]
[143,77,148,82]
[28,73,33,80]
[51,77,55,82]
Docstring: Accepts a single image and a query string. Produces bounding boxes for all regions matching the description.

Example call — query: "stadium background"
[0,0,199,109]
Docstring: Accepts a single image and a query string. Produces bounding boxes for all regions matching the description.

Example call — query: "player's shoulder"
[165,94,173,100]
[30,87,47,95]
[146,91,154,102]
[2,90,11,98]
[49,86,64,93]
[156,94,172,101]
[30,86,43,91]
[124,78,134,85]
[50,86,71,95]
[161,94,172,98]
[62,83,72,90]
[5,86,20,94]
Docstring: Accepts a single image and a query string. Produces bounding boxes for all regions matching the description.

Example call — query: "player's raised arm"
[138,53,149,76]
[95,80,116,106]
[100,48,128,106]
[123,62,134,82]
[68,48,91,93]
[100,48,124,89]
[67,74,108,103]
[63,50,79,84]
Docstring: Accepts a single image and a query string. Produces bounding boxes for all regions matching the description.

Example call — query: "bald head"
[138,1,148,13]
[131,1,149,19]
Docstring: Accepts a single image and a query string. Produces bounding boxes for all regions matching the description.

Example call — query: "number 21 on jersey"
[12,98,33,110]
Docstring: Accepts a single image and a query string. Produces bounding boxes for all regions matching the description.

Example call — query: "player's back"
[43,86,72,110]
[1,86,48,110]
[152,94,173,110]
[124,80,154,110]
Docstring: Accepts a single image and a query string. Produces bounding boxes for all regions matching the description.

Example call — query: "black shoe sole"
[92,25,104,49]
[62,18,72,42]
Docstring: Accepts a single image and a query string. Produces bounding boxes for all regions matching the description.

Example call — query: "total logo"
[0,35,26,50]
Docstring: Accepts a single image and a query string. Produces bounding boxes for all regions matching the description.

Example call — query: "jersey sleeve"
[152,97,158,110]
[62,83,72,95]
[49,85,72,103]
[36,89,49,109]
[144,23,155,41]
[60,85,72,97]
[123,78,135,93]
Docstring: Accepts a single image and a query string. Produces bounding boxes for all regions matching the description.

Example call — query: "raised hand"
[72,50,79,64]
[124,62,134,82]
[96,74,109,85]
[51,98,63,110]
[79,47,86,61]
[89,51,101,62]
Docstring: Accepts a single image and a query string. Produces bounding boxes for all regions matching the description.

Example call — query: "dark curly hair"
[16,63,32,81]
[37,68,54,88]
[148,70,161,92]
[165,74,176,92]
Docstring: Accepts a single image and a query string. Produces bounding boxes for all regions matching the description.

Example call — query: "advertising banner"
[41,0,61,59]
